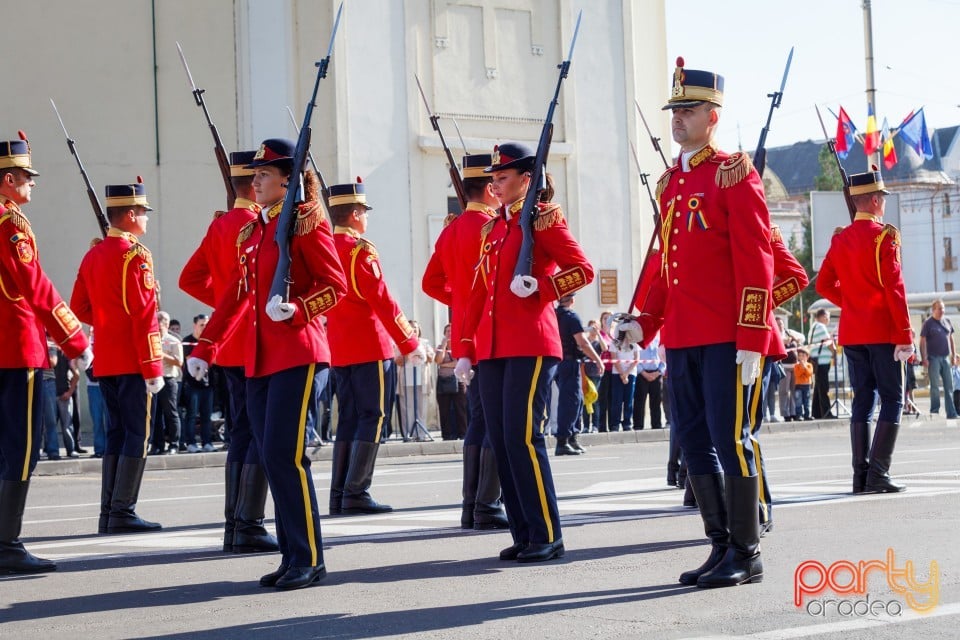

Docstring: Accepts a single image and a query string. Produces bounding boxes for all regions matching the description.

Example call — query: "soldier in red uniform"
[71,178,164,536]
[0,133,90,573]
[816,169,913,494]
[187,138,346,590]
[325,178,424,515]
[179,151,278,554]
[628,59,784,588]
[422,153,508,530]
[458,142,595,563]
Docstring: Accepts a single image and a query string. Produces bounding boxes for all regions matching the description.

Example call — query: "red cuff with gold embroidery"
[738,287,769,329]
[298,286,338,323]
[549,265,589,299]
[772,277,801,307]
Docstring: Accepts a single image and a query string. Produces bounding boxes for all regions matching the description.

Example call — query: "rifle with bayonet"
[270,1,343,303]
[285,105,331,209]
[753,47,793,178]
[815,104,856,222]
[176,42,235,209]
[50,100,108,237]
[513,10,582,280]
[415,74,466,212]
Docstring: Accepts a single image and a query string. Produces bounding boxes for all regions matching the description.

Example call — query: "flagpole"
[862,0,881,169]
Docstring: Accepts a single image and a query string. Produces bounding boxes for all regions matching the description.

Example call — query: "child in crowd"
[793,348,814,421]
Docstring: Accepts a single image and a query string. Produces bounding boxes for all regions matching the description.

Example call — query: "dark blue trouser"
[666,343,757,477]
[100,374,153,459]
[844,344,904,424]
[246,364,324,567]
[0,368,42,482]
[463,368,492,445]
[333,359,395,444]
[223,367,260,465]
[554,359,583,440]
[181,384,213,446]
[478,356,561,545]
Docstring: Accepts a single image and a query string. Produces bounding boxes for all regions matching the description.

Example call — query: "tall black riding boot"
[679,473,727,585]
[473,447,509,530]
[233,464,280,553]
[342,441,392,514]
[223,462,243,551]
[328,440,351,515]
[461,444,480,528]
[98,454,119,534]
[107,455,162,533]
[865,421,906,493]
[850,421,870,494]
[682,476,697,507]
[697,475,762,588]
[0,480,56,573]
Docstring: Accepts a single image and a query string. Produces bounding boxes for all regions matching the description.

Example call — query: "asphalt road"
[2,420,958,639]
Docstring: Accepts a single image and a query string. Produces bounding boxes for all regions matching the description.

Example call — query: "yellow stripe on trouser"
[142,390,153,458]
[734,362,752,477]
[21,369,36,481]
[523,357,554,543]
[748,357,768,520]
[373,361,385,443]
[296,363,318,565]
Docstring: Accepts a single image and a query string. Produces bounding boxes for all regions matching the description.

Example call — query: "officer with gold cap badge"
[422,153,509,530]
[816,168,913,495]
[71,177,164,536]
[0,132,91,573]
[627,59,784,588]
[325,178,425,516]
[187,138,347,590]
[179,150,278,554]
[458,142,595,563]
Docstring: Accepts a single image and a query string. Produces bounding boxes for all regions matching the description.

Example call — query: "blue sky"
[663,0,958,160]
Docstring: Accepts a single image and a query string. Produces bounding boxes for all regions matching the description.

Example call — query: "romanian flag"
[881,117,897,170]
[835,106,856,159]
[863,104,880,156]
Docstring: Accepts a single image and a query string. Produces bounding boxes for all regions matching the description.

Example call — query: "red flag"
[835,106,856,159]
[864,104,880,156]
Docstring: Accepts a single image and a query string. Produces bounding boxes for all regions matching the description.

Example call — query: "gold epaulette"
[237,220,256,246]
[655,166,677,201]
[833,226,845,236]
[881,223,900,244]
[123,242,152,263]
[480,218,497,238]
[533,203,564,231]
[294,202,322,236]
[355,237,378,260]
[715,151,753,189]
[770,225,783,244]
[442,212,457,228]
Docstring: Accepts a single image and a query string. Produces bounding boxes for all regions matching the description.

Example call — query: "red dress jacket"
[816,213,912,346]
[191,202,347,378]
[179,198,260,367]
[71,229,161,378]
[771,224,809,307]
[635,146,784,358]
[0,200,87,367]
[421,201,498,360]
[326,227,419,367]
[460,201,594,361]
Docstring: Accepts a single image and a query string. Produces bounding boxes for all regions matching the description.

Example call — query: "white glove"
[266,294,296,322]
[145,376,165,395]
[736,350,762,386]
[407,344,427,366]
[187,356,209,382]
[618,320,644,347]
[509,275,538,298]
[76,346,95,371]
[454,357,475,385]
[893,344,915,362]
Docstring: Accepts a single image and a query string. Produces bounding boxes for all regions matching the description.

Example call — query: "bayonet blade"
[286,105,300,132]
[566,10,583,63]
[814,104,830,141]
[451,118,469,155]
[414,74,434,116]
[326,2,344,59]
[175,41,198,91]
[50,99,71,139]
[778,46,794,96]
[628,140,643,175]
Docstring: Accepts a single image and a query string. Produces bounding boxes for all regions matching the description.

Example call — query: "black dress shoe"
[275,564,327,590]
[554,442,581,456]
[499,542,527,561]
[75,447,88,454]
[517,539,565,563]
[259,563,289,587]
